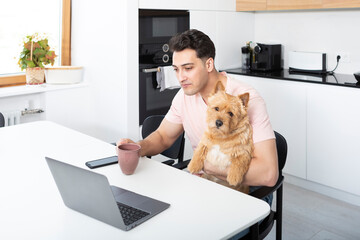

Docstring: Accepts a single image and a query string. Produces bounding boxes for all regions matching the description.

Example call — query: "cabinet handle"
[142,67,160,73]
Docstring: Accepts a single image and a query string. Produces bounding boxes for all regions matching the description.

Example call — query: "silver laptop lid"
[45,157,126,229]
[45,157,170,231]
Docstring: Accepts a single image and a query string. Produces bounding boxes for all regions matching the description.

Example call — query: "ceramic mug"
[117,143,141,175]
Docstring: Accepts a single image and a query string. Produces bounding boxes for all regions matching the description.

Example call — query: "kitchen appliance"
[250,43,282,72]
[139,9,189,65]
[241,46,250,70]
[289,51,327,74]
[139,9,189,124]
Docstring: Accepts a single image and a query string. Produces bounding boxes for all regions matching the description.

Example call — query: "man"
[118,29,278,190]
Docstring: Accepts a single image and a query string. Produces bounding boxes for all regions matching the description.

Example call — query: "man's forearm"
[138,131,170,157]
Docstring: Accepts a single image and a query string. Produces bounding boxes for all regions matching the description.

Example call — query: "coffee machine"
[250,43,282,72]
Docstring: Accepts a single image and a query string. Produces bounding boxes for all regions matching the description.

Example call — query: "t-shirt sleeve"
[165,90,183,124]
[227,75,275,143]
[247,94,275,143]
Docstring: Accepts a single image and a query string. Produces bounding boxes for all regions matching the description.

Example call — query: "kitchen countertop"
[223,68,360,89]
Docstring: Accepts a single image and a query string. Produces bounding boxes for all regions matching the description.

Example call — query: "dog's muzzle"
[215,120,223,128]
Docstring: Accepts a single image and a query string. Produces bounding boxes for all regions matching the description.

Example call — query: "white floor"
[265,182,360,240]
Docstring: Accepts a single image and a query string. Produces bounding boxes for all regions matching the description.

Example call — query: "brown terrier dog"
[187,81,253,193]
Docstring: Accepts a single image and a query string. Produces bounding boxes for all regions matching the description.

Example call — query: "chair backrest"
[274,131,287,172]
[0,112,5,127]
[141,115,185,161]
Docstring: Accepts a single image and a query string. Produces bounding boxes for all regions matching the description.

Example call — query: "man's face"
[172,48,210,96]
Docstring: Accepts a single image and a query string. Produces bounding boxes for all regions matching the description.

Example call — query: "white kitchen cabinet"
[307,84,360,196]
[228,74,307,179]
[229,73,360,200]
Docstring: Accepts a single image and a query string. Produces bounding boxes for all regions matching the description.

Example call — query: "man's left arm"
[241,138,278,187]
[202,138,279,187]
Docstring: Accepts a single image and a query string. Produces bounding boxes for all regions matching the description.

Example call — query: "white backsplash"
[254,9,360,74]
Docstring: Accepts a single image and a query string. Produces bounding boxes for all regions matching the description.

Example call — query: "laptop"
[45,157,170,231]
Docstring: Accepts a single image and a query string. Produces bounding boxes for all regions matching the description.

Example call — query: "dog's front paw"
[227,168,242,186]
[187,159,204,173]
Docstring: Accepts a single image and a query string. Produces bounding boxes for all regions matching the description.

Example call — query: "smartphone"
[85,156,118,169]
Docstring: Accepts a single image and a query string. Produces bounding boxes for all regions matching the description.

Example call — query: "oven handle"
[142,67,160,73]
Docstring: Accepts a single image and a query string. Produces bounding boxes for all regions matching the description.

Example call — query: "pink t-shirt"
[165,74,275,150]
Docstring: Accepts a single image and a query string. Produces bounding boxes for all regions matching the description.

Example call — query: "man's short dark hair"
[169,29,215,60]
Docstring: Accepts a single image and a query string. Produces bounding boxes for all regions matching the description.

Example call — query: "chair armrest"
[172,159,191,170]
[249,175,284,199]
[162,160,175,166]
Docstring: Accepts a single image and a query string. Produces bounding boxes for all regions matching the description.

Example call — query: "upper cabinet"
[322,0,360,8]
[237,0,360,11]
[236,0,266,11]
[267,0,322,10]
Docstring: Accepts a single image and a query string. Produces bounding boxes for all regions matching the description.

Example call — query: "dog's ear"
[238,92,250,107]
[213,81,225,94]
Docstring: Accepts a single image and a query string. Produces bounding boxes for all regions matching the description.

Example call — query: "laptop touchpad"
[111,185,128,197]
[114,190,149,207]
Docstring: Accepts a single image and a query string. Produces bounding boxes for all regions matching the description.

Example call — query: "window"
[0,0,71,87]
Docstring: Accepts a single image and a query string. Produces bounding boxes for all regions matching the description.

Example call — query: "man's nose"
[177,69,186,81]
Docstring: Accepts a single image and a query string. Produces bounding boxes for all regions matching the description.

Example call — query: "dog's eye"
[228,112,233,117]
[214,107,219,111]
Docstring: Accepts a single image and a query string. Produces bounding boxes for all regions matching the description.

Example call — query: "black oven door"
[139,64,180,124]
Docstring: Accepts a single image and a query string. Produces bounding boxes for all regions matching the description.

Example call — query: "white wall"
[0,94,45,124]
[70,0,139,143]
[254,9,360,74]
[190,11,254,70]
[139,0,235,11]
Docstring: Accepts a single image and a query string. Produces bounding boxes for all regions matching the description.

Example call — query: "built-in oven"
[139,9,189,124]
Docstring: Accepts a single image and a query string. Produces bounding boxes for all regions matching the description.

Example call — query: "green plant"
[18,33,57,71]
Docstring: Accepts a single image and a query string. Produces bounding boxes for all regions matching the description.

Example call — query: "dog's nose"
[215,120,223,128]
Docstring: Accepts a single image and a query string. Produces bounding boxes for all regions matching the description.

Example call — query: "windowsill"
[0,82,89,98]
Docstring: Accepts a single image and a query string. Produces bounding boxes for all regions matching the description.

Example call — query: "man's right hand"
[116,119,184,158]
[116,138,136,147]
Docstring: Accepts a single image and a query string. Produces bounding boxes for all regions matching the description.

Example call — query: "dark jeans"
[249,186,274,205]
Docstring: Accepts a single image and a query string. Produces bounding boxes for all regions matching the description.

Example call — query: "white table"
[0,121,269,240]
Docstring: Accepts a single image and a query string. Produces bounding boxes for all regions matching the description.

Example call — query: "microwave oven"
[139,9,189,45]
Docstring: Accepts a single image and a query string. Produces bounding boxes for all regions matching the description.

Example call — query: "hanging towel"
[156,66,180,92]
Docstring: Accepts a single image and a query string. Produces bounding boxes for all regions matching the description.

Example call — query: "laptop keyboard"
[117,202,150,226]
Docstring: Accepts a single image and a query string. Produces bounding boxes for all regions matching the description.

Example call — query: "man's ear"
[213,81,225,94]
[205,57,214,72]
[238,92,250,107]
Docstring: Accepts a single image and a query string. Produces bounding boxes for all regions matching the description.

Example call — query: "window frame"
[0,0,72,88]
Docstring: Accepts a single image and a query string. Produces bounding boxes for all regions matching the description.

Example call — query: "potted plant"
[18,33,57,84]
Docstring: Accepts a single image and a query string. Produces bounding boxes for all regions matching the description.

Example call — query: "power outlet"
[337,52,351,63]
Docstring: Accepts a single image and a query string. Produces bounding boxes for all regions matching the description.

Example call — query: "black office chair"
[240,131,288,240]
[0,112,5,127]
[142,115,190,169]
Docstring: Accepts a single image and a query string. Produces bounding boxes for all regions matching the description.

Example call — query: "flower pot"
[26,67,45,85]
